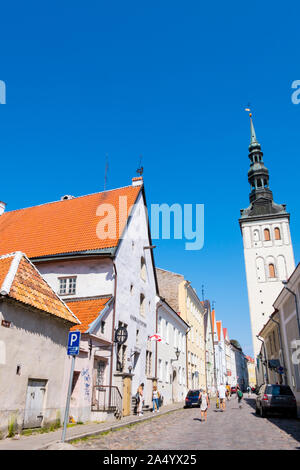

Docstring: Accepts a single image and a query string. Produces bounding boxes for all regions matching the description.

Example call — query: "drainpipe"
[269,315,287,385]
[109,259,118,406]
[185,327,191,389]
[256,335,269,383]
[155,303,158,379]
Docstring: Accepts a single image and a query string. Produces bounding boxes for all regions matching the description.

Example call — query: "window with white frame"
[158,359,162,380]
[166,321,169,343]
[165,361,169,382]
[59,276,77,295]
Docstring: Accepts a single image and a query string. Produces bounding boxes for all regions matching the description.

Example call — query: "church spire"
[246,112,273,204]
[250,114,257,144]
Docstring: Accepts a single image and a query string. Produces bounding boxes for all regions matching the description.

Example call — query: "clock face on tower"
[115,326,128,345]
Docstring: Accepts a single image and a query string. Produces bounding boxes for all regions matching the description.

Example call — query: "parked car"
[231,386,237,394]
[184,389,201,408]
[255,384,297,418]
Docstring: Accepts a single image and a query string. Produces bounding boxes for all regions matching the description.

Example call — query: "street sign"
[67,331,81,356]
[62,331,81,442]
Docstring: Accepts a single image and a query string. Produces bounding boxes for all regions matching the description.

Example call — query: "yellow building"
[156,268,206,391]
[246,356,257,388]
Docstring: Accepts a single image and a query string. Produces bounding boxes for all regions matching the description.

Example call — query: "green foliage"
[7,415,17,438]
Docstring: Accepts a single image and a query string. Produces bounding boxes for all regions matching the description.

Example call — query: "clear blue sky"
[1,1,300,355]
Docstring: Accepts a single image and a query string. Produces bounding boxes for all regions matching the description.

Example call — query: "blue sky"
[1,1,300,355]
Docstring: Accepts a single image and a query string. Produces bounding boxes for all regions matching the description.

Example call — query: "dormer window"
[59,276,77,295]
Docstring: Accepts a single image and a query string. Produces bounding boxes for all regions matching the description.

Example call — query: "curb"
[39,404,184,450]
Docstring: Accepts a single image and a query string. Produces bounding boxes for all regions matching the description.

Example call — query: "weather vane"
[245,103,252,117]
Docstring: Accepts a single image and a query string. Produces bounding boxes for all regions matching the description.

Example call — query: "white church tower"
[239,113,295,357]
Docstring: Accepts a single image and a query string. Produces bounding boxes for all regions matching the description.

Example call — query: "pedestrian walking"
[247,386,251,397]
[152,385,160,413]
[198,389,210,422]
[218,383,226,411]
[136,383,144,416]
[226,383,231,401]
[236,385,243,408]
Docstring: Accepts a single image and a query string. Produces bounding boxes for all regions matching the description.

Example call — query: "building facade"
[0,252,79,435]
[156,268,206,390]
[273,264,300,415]
[0,177,159,421]
[203,301,217,395]
[156,297,189,405]
[239,115,295,357]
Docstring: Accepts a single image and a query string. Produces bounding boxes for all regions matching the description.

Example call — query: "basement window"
[59,277,77,295]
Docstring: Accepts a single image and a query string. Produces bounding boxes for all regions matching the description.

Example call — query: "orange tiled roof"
[216,320,222,341]
[0,252,79,324]
[223,327,228,340]
[0,185,142,258]
[211,309,215,332]
[67,297,112,333]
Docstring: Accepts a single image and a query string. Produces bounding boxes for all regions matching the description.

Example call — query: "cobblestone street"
[74,396,300,450]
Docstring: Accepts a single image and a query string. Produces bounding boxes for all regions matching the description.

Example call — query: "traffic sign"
[67,331,81,356]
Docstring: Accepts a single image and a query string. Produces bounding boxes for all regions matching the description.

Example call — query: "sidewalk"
[0,402,184,450]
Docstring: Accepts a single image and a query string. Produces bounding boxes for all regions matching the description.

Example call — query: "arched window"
[269,263,276,278]
[140,257,146,281]
[264,228,271,241]
[274,227,281,240]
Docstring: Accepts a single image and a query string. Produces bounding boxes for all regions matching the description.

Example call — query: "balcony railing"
[92,385,123,419]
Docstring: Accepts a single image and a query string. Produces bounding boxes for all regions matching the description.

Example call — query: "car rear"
[262,385,297,417]
[184,390,200,408]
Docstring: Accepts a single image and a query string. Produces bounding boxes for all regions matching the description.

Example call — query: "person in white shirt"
[218,383,226,411]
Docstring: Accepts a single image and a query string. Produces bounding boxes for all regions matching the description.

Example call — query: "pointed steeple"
[250,114,257,144]
[245,112,273,204]
[240,111,288,220]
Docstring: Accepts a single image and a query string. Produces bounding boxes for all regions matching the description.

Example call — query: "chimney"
[0,201,6,215]
[132,177,143,187]
[60,195,75,201]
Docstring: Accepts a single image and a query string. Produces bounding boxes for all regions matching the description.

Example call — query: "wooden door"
[122,376,132,416]
[23,379,47,429]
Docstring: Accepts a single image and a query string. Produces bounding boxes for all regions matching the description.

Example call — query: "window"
[158,360,163,380]
[166,321,169,343]
[140,293,146,316]
[269,263,276,278]
[274,227,281,240]
[145,351,152,376]
[165,361,169,382]
[59,277,76,295]
[141,257,146,281]
[264,228,271,241]
[101,321,105,334]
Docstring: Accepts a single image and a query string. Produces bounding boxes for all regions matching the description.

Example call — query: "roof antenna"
[136,154,143,177]
[212,300,216,310]
[104,154,109,191]
[202,284,205,302]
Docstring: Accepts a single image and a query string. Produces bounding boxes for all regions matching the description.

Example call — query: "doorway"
[23,379,47,429]
[122,376,132,416]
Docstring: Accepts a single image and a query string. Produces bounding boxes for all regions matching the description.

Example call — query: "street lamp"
[282,281,300,337]
[175,347,180,361]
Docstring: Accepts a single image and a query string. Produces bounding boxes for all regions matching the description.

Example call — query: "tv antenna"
[136,154,143,177]
[201,284,205,302]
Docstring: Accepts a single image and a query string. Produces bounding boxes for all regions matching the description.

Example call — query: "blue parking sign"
[67,331,81,355]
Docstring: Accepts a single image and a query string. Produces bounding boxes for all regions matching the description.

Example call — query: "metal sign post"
[62,331,81,443]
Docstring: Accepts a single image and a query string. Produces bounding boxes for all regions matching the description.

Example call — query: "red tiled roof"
[0,185,141,258]
[67,297,112,333]
[0,252,79,324]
